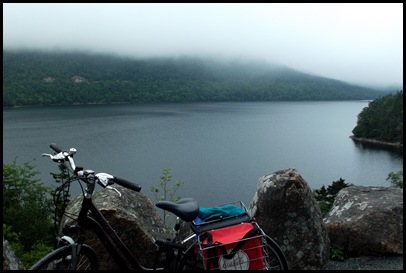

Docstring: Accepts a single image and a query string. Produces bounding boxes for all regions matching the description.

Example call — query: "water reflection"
[350,139,403,157]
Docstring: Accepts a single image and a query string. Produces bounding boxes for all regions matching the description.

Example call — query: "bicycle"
[29,143,288,270]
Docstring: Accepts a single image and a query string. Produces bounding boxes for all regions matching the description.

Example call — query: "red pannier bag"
[199,222,265,270]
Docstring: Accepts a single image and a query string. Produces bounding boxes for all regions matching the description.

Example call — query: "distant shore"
[349,135,403,149]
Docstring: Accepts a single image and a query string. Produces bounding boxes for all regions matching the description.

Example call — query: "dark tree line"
[352,90,403,144]
[3,50,390,107]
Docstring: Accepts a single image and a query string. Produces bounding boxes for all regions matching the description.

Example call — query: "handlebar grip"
[50,143,63,153]
[113,177,142,192]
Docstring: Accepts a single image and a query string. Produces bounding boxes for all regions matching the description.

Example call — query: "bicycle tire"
[262,235,289,270]
[29,244,98,270]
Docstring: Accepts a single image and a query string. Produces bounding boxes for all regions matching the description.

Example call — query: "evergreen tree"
[352,90,403,143]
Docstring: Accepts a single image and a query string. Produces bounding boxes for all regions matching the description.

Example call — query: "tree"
[3,50,385,107]
[352,90,403,143]
[313,178,353,217]
[3,158,54,268]
[386,170,403,189]
[150,168,184,229]
[3,158,54,248]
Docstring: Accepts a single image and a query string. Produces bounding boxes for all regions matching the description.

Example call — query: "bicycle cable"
[51,162,86,235]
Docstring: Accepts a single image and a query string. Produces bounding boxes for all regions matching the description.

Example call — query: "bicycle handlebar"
[50,143,63,153]
[45,143,142,192]
[113,176,142,192]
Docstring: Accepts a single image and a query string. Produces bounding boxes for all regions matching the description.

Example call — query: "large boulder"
[249,168,330,270]
[61,185,172,270]
[3,237,25,270]
[324,186,403,256]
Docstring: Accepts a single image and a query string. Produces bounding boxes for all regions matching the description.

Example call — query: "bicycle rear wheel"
[29,244,98,270]
[262,235,289,270]
[177,231,288,270]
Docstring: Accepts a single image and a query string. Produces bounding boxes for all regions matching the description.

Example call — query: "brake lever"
[106,186,122,198]
[43,152,66,163]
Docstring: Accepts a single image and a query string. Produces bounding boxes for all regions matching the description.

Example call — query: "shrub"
[386,170,403,189]
[150,168,185,229]
[313,178,352,217]
[3,158,54,268]
[330,246,346,261]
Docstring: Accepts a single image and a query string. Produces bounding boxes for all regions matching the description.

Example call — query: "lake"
[3,101,403,207]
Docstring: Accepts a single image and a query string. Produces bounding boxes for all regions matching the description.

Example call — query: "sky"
[3,3,403,89]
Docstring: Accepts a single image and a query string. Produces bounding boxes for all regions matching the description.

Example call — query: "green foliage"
[330,246,346,261]
[3,223,20,244]
[3,50,387,107]
[314,179,354,261]
[352,90,403,144]
[3,158,54,248]
[10,240,53,269]
[313,178,353,217]
[3,158,55,268]
[151,168,185,229]
[386,170,403,189]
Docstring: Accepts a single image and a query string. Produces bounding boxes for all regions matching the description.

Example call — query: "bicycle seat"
[156,198,199,222]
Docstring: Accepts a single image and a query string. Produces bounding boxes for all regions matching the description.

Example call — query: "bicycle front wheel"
[29,244,98,270]
[262,235,289,270]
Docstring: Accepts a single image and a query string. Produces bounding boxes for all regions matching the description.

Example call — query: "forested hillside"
[352,90,403,144]
[3,50,388,107]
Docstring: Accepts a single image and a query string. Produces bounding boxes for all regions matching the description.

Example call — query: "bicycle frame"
[40,143,197,270]
[63,191,177,270]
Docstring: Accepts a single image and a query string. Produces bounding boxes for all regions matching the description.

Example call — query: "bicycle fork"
[54,235,83,269]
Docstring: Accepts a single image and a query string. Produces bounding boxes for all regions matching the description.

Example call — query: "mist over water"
[3,3,403,88]
[3,101,403,207]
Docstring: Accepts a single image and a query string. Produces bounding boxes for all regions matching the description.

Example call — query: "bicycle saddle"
[156,198,199,222]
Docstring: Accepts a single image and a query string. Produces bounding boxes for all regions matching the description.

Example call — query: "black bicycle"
[29,143,288,270]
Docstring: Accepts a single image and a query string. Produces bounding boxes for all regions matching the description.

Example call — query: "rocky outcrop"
[323,186,403,256]
[249,168,330,270]
[3,237,24,270]
[61,185,172,270]
[3,169,403,270]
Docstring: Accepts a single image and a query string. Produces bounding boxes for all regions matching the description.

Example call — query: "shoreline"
[349,135,403,149]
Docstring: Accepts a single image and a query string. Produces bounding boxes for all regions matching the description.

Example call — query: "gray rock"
[249,168,330,270]
[324,186,403,256]
[61,185,172,270]
[3,236,25,270]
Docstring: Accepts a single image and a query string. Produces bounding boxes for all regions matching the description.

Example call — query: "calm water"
[3,102,403,207]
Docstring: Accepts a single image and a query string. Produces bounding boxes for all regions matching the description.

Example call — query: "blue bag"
[197,204,246,222]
